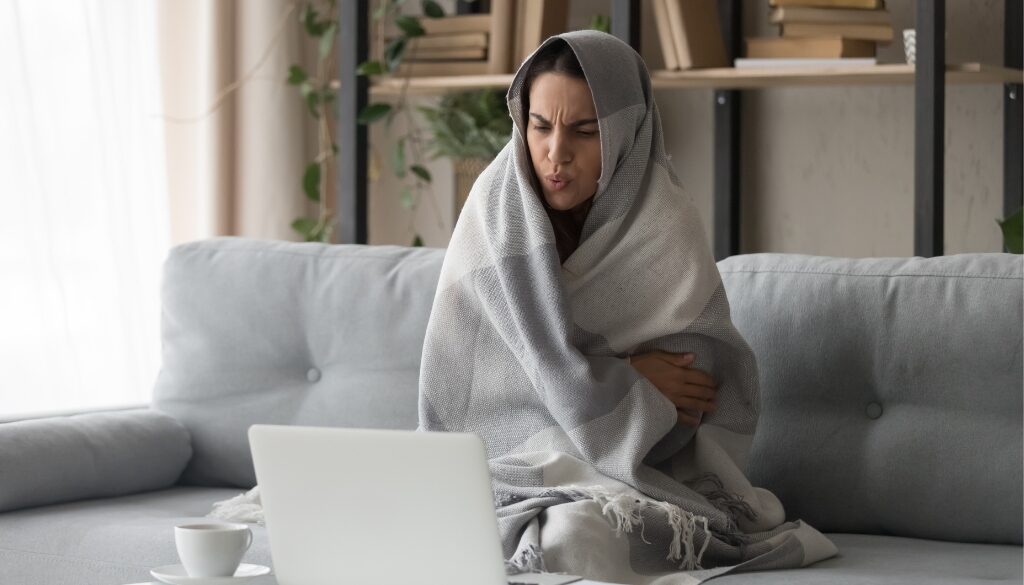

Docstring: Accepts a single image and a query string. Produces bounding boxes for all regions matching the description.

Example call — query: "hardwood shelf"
[652,62,1023,89]
[368,62,1023,96]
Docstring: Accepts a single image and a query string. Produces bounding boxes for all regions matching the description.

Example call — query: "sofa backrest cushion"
[152,238,444,487]
[718,252,1022,545]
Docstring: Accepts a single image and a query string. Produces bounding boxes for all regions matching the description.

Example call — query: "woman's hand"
[627,351,718,427]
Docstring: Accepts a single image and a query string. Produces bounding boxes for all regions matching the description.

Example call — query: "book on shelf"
[513,0,569,67]
[663,0,728,69]
[404,46,487,61]
[382,13,490,37]
[745,37,876,58]
[769,6,892,25]
[769,0,885,8]
[734,57,877,68]
[390,32,488,52]
[487,0,515,74]
[781,22,893,42]
[652,0,680,70]
[778,22,892,42]
[393,60,491,77]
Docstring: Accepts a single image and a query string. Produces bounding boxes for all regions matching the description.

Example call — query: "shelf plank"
[652,63,1022,89]
[370,73,514,96]
[367,63,1023,95]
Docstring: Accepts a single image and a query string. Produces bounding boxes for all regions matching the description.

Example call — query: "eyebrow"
[529,113,598,127]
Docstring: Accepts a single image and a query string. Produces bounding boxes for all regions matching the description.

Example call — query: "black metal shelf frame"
[337,0,1023,258]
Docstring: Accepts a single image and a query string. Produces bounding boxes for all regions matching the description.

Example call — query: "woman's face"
[526,72,602,211]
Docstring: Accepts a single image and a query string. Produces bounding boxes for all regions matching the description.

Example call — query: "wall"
[368,0,1011,256]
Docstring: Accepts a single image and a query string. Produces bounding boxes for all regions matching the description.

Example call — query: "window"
[0,0,169,419]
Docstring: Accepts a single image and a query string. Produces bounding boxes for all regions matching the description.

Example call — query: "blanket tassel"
[551,487,711,571]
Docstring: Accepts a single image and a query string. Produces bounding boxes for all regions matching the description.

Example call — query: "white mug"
[174,522,253,578]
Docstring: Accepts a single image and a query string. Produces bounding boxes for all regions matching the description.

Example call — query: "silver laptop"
[248,424,581,585]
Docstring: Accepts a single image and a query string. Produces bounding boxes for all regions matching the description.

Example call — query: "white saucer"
[150,563,271,585]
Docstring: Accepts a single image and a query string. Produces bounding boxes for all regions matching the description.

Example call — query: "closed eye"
[533,126,596,136]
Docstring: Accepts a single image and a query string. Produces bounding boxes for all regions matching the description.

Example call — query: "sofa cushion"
[152,238,445,488]
[718,253,1023,545]
[0,488,1019,585]
[0,487,270,585]
[708,533,1022,584]
[0,408,191,513]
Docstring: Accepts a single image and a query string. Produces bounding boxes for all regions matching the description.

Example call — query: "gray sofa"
[1,237,1020,585]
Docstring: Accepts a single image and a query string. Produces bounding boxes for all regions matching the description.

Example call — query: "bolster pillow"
[0,409,192,513]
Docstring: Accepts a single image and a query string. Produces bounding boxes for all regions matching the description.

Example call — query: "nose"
[547,127,572,165]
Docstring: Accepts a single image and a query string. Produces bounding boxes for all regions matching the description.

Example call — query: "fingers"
[657,351,695,367]
[677,409,701,427]
[654,352,718,386]
[682,368,718,390]
[669,394,717,413]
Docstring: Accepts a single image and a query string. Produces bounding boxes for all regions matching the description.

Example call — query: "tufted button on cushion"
[865,402,883,419]
[306,367,321,383]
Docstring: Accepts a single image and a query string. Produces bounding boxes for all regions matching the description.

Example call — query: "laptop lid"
[248,424,509,585]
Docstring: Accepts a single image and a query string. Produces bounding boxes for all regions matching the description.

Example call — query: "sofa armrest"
[0,408,192,513]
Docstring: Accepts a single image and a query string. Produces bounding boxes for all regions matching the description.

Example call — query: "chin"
[544,191,583,210]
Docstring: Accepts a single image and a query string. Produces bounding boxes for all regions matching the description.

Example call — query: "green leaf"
[357,103,391,124]
[319,24,337,58]
[410,164,431,183]
[301,5,321,35]
[392,138,407,177]
[357,60,386,76]
[422,0,444,17]
[303,162,321,202]
[287,65,307,85]
[384,37,407,71]
[997,207,1023,254]
[589,14,610,33]
[291,217,318,239]
[400,187,415,209]
[412,234,424,247]
[414,88,512,159]
[395,15,425,37]
[305,90,322,118]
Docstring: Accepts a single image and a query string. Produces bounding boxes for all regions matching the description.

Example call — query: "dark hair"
[521,39,587,128]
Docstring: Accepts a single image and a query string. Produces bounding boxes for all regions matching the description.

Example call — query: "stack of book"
[739,0,891,68]
[382,0,516,76]
[379,0,568,78]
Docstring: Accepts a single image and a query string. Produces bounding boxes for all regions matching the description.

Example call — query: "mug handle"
[243,527,253,552]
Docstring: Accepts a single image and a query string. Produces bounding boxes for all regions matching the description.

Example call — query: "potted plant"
[416,89,512,218]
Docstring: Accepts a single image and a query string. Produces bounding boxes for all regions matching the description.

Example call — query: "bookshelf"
[339,0,1024,258]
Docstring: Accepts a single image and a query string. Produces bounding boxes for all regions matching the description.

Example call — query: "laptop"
[248,424,582,585]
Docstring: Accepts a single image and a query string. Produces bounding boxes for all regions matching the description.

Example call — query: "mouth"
[545,176,572,191]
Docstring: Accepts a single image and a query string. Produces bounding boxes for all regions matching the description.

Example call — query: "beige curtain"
[157,0,322,244]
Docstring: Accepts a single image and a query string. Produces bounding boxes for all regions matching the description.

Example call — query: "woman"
[418,30,838,584]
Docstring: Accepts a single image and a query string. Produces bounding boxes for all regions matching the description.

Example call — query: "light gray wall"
[368,0,1010,256]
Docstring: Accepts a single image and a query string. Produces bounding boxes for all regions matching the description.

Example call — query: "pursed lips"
[540,174,573,192]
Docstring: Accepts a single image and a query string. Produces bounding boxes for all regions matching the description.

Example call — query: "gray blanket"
[417,30,838,584]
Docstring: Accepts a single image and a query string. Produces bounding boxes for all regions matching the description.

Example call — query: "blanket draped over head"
[417,30,838,584]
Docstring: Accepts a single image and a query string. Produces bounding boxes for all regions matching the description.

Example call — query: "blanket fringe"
[505,543,546,574]
[546,486,711,571]
[207,485,265,525]
[685,472,758,526]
